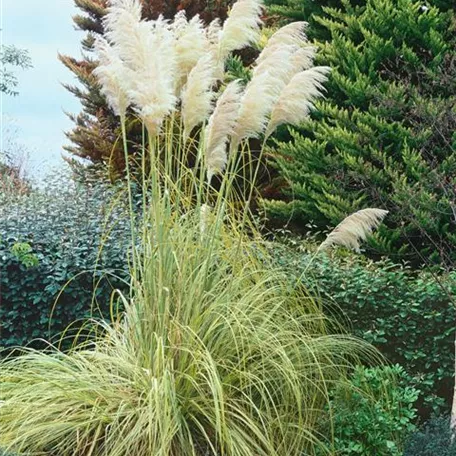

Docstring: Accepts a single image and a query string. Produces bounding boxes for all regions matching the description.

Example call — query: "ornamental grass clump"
[0,1,377,454]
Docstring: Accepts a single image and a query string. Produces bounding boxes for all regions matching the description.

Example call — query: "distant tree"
[0,44,32,96]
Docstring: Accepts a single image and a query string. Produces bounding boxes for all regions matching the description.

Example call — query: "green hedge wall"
[0,179,130,350]
[272,242,456,417]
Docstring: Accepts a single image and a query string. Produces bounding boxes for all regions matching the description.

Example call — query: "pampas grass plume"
[256,21,308,66]
[265,66,330,137]
[174,14,209,84]
[205,81,243,182]
[218,0,263,59]
[181,54,218,139]
[233,72,282,142]
[93,37,130,118]
[319,208,389,252]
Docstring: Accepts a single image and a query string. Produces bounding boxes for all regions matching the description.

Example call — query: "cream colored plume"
[173,13,208,84]
[265,66,330,137]
[207,18,222,46]
[103,0,143,63]
[256,21,308,66]
[232,72,282,143]
[93,37,130,117]
[104,0,178,135]
[266,22,308,49]
[253,45,302,88]
[218,0,263,60]
[181,54,218,139]
[319,208,389,252]
[205,81,243,182]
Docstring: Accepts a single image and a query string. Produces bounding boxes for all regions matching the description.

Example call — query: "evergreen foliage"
[60,0,234,179]
[264,0,456,267]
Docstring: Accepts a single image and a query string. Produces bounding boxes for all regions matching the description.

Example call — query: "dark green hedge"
[272,242,456,417]
[0,179,130,350]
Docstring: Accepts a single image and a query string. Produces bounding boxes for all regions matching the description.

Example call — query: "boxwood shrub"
[272,241,456,417]
[0,176,131,351]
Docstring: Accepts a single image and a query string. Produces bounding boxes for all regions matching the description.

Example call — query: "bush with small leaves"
[318,364,419,455]
[270,239,456,417]
[0,171,131,350]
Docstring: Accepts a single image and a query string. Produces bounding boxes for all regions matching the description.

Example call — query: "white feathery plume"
[319,208,389,252]
[265,66,330,137]
[218,0,263,60]
[255,21,308,66]
[207,18,222,46]
[289,45,317,73]
[170,10,188,33]
[127,18,178,135]
[174,14,209,83]
[104,1,178,135]
[206,18,225,79]
[92,37,130,118]
[103,0,143,64]
[205,81,243,182]
[267,22,308,49]
[181,53,218,139]
[232,72,282,143]
[252,45,301,88]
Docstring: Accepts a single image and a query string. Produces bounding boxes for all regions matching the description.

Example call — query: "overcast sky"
[2,0,84,177]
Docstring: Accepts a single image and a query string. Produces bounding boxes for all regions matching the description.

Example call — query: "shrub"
[404,415,456,456]
[320,364,419,455]
[271,240,456,416]
[0,173,130,350]
[263,0,456,268]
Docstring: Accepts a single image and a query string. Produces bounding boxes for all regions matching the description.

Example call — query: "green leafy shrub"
[264,0,456,268]
[320,364,418,455]
[0,174,130,350]
[271,241,456,416]
[404,415,456,455]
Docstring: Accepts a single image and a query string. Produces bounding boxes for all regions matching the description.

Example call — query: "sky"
[2,0,84,177]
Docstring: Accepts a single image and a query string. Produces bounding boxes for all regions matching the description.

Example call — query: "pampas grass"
[204,81,243,182]
[0,3,377,456]
[319,208,389,252]
[232,72,282,143]
[181,54,218,139]
[256,21,308,66]
[173,13,209,86]
[218,0,263,59]
[93,37,130,118]
[265,66,330,137]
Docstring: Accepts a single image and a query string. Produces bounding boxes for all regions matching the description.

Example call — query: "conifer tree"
[264,0,456,267]
[60,0,233,178]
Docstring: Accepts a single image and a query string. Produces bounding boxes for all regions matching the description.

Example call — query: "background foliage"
[271,240,456,417]
[263,0,456,268]
[320,364,418,456]
[404,415,456,455]
[0,174,130,350]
